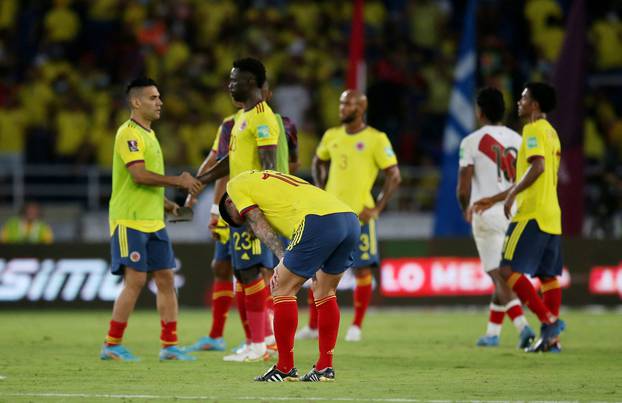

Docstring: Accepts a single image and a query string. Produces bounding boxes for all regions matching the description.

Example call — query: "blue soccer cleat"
[476,335,499,347]
[159,345,197,361]
[517,325,536,349]
[231,341,249,354]
[100,344,139,362]
[527,319,566,353]
[181,336,225,352]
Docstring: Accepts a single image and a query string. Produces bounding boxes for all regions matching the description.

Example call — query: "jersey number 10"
[478,134,518,182]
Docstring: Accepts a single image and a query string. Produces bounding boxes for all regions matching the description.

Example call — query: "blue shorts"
[110,226,176,276]
[214,238,231,262]
[229,226,276,271]
[283,212,360,279]
[500,219,562,278]
[352,219,380,269]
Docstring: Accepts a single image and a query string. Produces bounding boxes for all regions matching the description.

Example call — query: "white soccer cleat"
[223,343,269,362]
[344,325,362,342]
[295,325,319,340]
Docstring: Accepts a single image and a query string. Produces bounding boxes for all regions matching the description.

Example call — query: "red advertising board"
[589,265,622,297]
[380,257,570,297]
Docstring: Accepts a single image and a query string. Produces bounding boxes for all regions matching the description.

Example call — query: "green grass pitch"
[0,308,620,402]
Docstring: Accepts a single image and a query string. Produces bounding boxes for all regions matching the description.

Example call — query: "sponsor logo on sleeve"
[385,146,395,157]
[257,125,270,139]
[527,137,538,149]
[127,140,139,152]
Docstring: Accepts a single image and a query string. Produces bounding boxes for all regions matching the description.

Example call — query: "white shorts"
[472,207,510,272]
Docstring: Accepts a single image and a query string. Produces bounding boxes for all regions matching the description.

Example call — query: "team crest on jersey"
[127,140,139,152]
[240,120,247,131]
[356,141,365,151]
[385,146,395,157]
[129,251,141,262]
[257,124,270,139]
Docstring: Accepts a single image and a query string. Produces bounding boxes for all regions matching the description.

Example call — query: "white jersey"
[459,125,522,209]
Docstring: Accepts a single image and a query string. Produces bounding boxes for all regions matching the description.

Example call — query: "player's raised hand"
[178,172,203,196]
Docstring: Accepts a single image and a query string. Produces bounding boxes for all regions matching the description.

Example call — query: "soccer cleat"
[295,325,319,340]
[181,336,225,352]
[527,319,566,353]
[231,341,249,354]
[100,344,139,362]
[255,365,299,382]
[300,366,335,382]
[159,345,197,361]
[344,325,362,342]
[476,335,499,347]
[517,325,536,349]
[223,344,270,362]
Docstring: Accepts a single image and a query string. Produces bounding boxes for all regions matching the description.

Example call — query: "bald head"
[339,89,368,124]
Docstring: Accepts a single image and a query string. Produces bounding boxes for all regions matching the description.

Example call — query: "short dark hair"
[126,77,158,94]
[476,87,505,123]
[233,57,266,88]
[525,82,556,113]
[218,192,242,228]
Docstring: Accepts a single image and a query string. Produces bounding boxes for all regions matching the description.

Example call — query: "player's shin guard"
[507,273,555,324]
[160,320,178,347]
[273,296,298,373]
[506,299,528,332]
[105,320,127,346]
[209,280,234,339]
[352,272,373,327]
[486,303,505,336]
[541,278,562,317]
[244,278,268,344]
[315,295,339,371]
[235,283,251,343]
[308,289,318,330]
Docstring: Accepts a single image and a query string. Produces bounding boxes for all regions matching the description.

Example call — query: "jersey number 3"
[478,134,517,182]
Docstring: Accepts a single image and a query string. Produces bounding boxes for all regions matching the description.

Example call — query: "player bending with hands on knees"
[457,87,535,348]
[473,82,565,352]
[219,169,360,382]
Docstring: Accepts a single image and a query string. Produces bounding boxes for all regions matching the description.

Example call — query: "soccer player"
[299,89,401,342]
[474,82,565,352]
[196,58,292,362]
[100,77,202,361]
[457,87,535,348]
[219,169,360,382]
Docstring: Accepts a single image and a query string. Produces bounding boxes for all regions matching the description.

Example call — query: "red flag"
[346,0,365,91]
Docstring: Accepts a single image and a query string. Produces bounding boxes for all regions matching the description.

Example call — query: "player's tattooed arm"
[258,147,277,170]
[311,156,330,189]
[197,155,229,185]
[245,207,285,260]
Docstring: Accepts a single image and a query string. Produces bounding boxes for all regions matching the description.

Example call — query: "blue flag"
[433,0,477,237]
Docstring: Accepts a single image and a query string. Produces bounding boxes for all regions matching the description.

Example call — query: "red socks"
[541,278,562,317]
[244,278,268,344]
[315,295,339,371]
[105,320,127,346]
[235,282,251,342]
[265,294,274,339]
[160,320,177,347]
[508,273,555,324]
[489,304,505,325]
[307,288,318,330]
[209,280,234,339]
[273,296,298,373]
[353,273,373,327]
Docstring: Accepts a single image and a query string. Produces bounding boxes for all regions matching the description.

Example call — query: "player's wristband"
[210,203,220,216]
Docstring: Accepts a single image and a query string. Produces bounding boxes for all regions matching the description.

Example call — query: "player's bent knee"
[234,266,262,285]
[152,269,175,289]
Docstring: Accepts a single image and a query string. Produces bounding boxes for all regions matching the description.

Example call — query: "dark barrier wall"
[0,239,620,308]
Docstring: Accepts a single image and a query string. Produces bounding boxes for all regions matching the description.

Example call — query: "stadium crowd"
[0,0,621,232]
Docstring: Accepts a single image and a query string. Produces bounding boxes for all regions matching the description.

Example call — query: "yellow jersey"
[226,170,353,239]
[228,102,279,179]
[513,119,562,234]
[316,125,398,214]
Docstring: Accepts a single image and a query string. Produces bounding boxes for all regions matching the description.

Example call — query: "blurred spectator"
[0,92,26,178]
[1,201,54,244]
